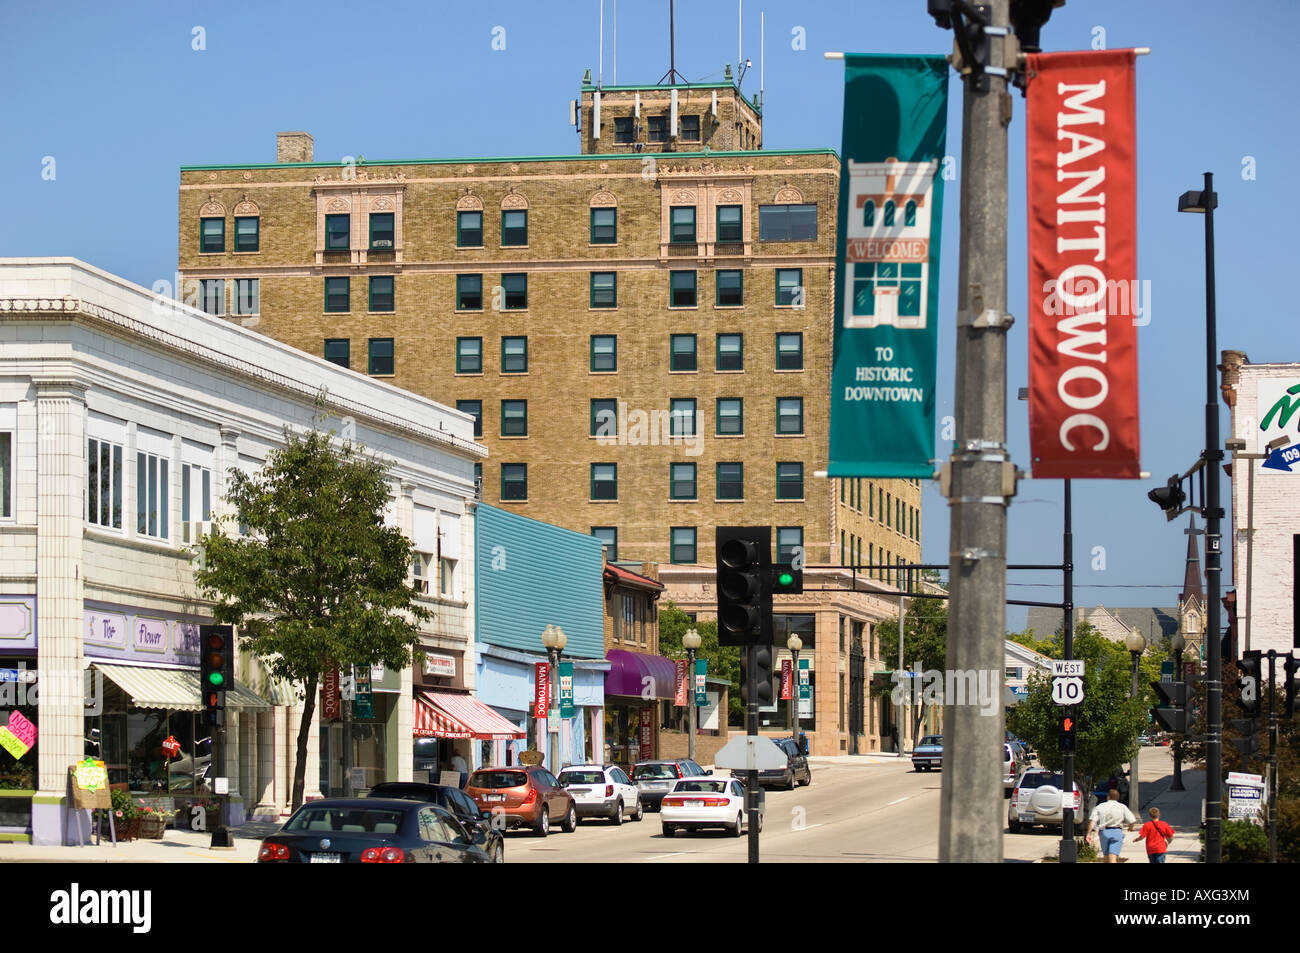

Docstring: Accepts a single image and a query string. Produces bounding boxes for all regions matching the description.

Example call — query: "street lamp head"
[1171,629,1185,655]
[554,626,567,651]
[1124,628,1146,654]
[541,624,557,650]
[1177,189,1217,213]
[1224,438,1246,452]
[787,634,803,652]
[682,628,702,651]
[1267,435,1292,451]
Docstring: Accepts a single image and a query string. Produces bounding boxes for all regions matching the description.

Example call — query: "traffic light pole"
[1267,651,1278,864]
[744,645,760,865]
[1060,479,1077,862]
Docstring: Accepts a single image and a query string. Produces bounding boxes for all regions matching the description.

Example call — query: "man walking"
[1134,807,1176,863]
[1086,788,1138,863]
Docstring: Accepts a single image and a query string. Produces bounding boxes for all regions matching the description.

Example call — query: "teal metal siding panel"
[475,505,605,659]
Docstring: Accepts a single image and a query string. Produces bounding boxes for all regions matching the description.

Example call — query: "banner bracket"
[957,308,1014,328]
[955,496,1010,506]
[953,548,1000,562]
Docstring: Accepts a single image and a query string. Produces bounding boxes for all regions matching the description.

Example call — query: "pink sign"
[674,660,688,706]
[0,710,36,759]
[534,662,550,718]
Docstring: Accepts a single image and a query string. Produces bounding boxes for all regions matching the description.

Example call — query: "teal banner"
[694,658,707,708]
[353,665,373,720]
[830,54,949,477]
[559,661,574,719]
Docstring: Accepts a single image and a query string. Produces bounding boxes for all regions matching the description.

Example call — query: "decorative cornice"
[773,185,804,204]
[311,170,408,185]
[456,191,484,211]
[200,199,226,217]
[656,161,756,179]
[500,190,529,210]
[589,189,618,208]
[233,199,260,217]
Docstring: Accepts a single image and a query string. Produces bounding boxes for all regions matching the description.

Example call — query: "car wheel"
[732,812,744,837]
[798,768,811,787]
[662,824,675,838]
[612,799,623,825]
[561,802,578,833]
[632,800,644,822]
[535,806,549,837]
[1009,816,1021,834]
[490,841,504,863]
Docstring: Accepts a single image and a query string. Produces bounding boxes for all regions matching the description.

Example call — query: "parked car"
[257,798,490,863]
[660,776,761,838]
[913,734,943,772]
[631,759,708,812]
[753,737,811,789]
[557,764,643,824]
[367,781,504,863]
[1007,768,1083,834]
[1139,731,1169,747]
[464,766,577,837]
[1006,730,1034,759]
[1092,769,1131,803]
[1002,743,1022,797]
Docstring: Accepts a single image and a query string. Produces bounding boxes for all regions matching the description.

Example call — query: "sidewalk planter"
[117,816,141,841]
[139,814,167,839]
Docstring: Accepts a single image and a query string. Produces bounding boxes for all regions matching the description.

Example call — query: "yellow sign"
[69,760,110,810]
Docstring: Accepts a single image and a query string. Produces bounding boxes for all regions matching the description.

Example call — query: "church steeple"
[1180,515,1204,607]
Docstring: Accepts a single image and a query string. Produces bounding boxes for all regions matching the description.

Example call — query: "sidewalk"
[0,821,272,863]
[1114,750,1204,864]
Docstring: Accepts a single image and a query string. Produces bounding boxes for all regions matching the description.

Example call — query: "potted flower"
[110,790,142,841]
[137,801,179,839]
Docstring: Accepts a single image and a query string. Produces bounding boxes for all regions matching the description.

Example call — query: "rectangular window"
[679,115,701,141]
[592,527,618,561]
[456,274,483,311]
[648,115,668,142]
[613,117,634,144]
[716,205,743,242]
[369,212,395,248]
[670,463,696,500]
[591,208,617,244]
[136,451,170,540]
[716,398,743,436]
[457,210,483,247]
[776,332,804,370]
[590,335,617,372]
[502,273,527,310]
[670,399,696,437]
[325,214,350,250]
[716,333,743,371]
[501,463,527,501]
[716,462,743,501]
[777,527,803,564]
[369,276,394,312]
[590,399,617,437]
[670,334,697,371]
[457,400,483,438]
[501,210,528,246]
[776,268,804,307]
[323,339,350,368]
[501,336,528,373]
[591,463,617,501]
[758,204,818,241]
[368,338,394,375]
[501,400,528,437]
[887,493,893,529]
[776,462,804,500]
[777,397,803,435]
[590,272,617,308]
[456,337,482,374]
[232,278,259,315]
[0,432,10,518]
[199,279,225,316]
[670,207,696,244]
[670,271,697,307]
[670,527,696,564]
[716,269,743,307]
[200,217,224,253]
[234,216,259,252]
[181,463,212,523]
[324,277,350,313]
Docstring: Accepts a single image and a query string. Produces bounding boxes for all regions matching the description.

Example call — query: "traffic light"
[1236,650,1262,716]
[1147,474,1186,516]
[1151,680,1189,733]
[741,643,775,709]
[1060,714,1077,752]
[1227,718,1260,757]
[771,563,804,596]
[200,624,234,725]
[716,527,770,647]
[1285,655,1299,717]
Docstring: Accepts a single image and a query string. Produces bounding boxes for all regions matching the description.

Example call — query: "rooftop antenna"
[599,0,603,87]
[759,11,765,108]
[737,0,753,89]
[657,0,687,85]
[613,0,617,84]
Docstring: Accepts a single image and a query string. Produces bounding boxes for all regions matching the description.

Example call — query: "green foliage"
[1007,622,1149,793]
[1182,673,1300,800]
[1008,627,1058,658]
[193,425,431,808]
[111,789,141,819]
[872,593,947,673]
[1216,819,1269,863]
[658,602,742,722]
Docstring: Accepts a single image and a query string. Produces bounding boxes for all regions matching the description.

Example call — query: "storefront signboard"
[423,654,456,678]
[133,617,169,655]
[85,611,127,650]
[69,758,110,810]
[0,597,36,649]
[0,709,36,760]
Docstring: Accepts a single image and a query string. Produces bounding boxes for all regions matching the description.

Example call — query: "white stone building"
[0,259,484,845]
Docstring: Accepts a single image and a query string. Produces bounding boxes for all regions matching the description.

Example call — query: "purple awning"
[604,649,678,699]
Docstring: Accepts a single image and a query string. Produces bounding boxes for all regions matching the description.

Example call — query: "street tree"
[194,425,431,811]
[873,592,947,741]
[659,602,742,724]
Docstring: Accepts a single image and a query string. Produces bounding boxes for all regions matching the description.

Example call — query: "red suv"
[465,766,577,837]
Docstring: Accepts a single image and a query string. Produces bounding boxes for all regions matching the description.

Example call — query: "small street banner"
[674,659,689,707]
[830,54,948,478]
[353,665,373,720]
[781,659,793,701]
[321,661,340,721]
[559,661,574,719]
[1026,50,1140,478]
[694,658,707,707]
[534,662,550,720]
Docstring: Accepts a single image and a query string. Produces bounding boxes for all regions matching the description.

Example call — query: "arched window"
[883,200,895,227]
[904,200,917,227]
[863,200,875,227]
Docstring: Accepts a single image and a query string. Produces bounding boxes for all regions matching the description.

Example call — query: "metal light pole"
[1125,629,1146,814]
[1178,173,1222,863]
[788,634,803,741]
[897,571,907,757]
[1170,629,1186,791]
[683,627,701,763]
[541,624,567,772]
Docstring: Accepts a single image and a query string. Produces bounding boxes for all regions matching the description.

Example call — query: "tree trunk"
[292,673,319,813]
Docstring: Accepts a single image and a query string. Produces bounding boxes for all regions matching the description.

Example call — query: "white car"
[557,764,643,825]
[660,776,761,838]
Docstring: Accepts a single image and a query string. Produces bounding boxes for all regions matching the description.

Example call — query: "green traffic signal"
[208,671,225,687]
[778,571,794,587]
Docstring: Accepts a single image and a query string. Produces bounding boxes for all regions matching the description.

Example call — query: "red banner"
[674,660,688,706]
[781,659,793,701]
[321,663,340,721]
[534,662,550,719]
[1026,50,1140,479]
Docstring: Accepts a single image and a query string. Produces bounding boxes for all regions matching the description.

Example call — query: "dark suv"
[754,737,811,789]
[368,781,505,862]
[631,759,708,812]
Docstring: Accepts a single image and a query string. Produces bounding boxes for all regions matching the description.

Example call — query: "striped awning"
[413,691,524,741]
[93,663,272,712]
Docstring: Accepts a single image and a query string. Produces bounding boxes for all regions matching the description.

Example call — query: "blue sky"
[3,0,1296,630]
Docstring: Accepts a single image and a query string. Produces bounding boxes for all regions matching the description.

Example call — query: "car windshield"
[1019,773,1067,790]
[674,780,728,794]
[559,770,605,785]
[634,764,679,780]
[919,736,942,747]
[469,771,527,789]
[286,807,406,834]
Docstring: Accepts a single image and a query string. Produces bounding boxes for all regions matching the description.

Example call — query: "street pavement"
[0,746,1206,863]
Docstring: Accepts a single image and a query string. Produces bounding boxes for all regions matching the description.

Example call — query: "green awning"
[94,663,273,711]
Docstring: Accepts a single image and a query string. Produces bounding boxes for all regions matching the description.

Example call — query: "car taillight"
[522,788,537,804]
[361,846,405,863]
[662,796,683,807]
[702,798,728,807]
[259,841,289,861]
[1073,790,1081,810]
[605,785,614,797]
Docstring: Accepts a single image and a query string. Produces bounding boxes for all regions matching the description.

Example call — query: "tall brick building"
[176,74,923,753]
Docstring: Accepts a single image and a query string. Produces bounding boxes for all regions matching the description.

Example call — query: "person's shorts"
[1148,852,1166,863]
[1099,828,1124,855]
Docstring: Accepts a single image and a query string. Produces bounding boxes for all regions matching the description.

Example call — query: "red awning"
[413,691,524,741]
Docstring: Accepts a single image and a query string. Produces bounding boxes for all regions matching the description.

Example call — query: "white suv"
[557,764,643,825]
[1008,768,1083,833]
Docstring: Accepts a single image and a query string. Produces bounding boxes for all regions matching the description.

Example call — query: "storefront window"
[0,664,37,794]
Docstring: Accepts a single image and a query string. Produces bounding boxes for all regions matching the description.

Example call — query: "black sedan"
[258,798,490,863]
[368,781,504,863]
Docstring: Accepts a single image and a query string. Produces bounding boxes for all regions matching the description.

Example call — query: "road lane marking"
[886,796,910,806]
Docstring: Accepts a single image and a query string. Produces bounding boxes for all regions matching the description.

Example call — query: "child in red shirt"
[1134,807,1175,863]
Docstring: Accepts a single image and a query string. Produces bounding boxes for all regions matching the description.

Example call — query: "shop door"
[849,638,865,755]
